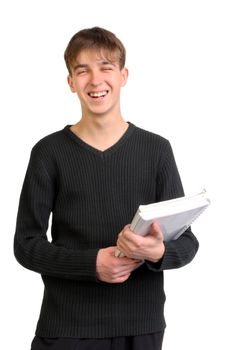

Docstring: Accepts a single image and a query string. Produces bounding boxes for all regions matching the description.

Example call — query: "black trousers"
[31,331,164,350]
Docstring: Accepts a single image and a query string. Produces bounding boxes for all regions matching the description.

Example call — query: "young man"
[14,27,199,350]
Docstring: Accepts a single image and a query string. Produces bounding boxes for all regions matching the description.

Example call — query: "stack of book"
[115,189,210,257]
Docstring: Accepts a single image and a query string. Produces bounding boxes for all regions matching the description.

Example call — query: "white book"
[115,189,210,257]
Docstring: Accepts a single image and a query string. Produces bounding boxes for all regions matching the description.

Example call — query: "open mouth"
[88,90,109,99]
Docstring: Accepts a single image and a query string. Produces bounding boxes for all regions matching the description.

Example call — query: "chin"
[89,107,112,117]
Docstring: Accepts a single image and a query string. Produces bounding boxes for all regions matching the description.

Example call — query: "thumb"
[105,246,119,255]
[150,221,164,240]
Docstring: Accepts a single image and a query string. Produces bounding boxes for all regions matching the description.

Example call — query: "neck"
[70,115,129,151]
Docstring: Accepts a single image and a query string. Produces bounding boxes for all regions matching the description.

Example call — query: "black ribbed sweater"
[14,123,199,338]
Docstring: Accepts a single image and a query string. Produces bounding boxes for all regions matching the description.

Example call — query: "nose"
[89,70,103,86]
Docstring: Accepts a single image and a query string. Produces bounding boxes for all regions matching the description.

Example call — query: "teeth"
[89,91,108,97]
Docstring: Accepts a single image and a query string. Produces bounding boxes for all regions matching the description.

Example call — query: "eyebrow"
[73,60,117,71]
[73,64,88,71]
[101,60,116,66]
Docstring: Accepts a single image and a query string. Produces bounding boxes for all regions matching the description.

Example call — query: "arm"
[14,146,99,282]
[116,140,199,271]
[152,140,199,270]
[116,222,198,271]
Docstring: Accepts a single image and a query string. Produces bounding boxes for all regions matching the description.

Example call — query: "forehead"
[73,48,120,67]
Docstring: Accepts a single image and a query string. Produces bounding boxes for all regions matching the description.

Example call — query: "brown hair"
[64,27,126,74]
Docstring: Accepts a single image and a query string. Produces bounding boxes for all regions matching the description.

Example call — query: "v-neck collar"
[63,122,136,158]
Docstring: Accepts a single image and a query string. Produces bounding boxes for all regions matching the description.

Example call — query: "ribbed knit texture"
[14,122,199,338]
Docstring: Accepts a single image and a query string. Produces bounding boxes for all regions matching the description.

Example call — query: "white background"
[0,0,232,349]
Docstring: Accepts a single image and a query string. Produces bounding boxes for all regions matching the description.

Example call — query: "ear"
[67,75,76,93]
[121,68,129,87]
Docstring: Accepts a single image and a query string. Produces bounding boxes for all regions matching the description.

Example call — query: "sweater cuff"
[71,248,100,282]
[145,233,199,272]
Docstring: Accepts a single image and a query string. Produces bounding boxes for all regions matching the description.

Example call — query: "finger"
[116,256,141,265]
[120,226,135,242]
[114,261,141,276]
[112,273,131,283]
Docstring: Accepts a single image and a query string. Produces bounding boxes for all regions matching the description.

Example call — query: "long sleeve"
[13,124,199,338]
[146,141,199,272]
[14,146,98,281]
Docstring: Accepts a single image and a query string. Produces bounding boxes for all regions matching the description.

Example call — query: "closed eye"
[102,67,114,72]
[76,70,87,75]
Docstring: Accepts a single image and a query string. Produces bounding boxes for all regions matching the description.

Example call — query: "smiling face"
[67,49,128,120]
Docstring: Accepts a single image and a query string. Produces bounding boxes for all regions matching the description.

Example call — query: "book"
[115,189,210,257]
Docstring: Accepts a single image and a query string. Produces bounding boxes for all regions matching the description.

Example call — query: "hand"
[96,246,142,283]
[116,222,165,263]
